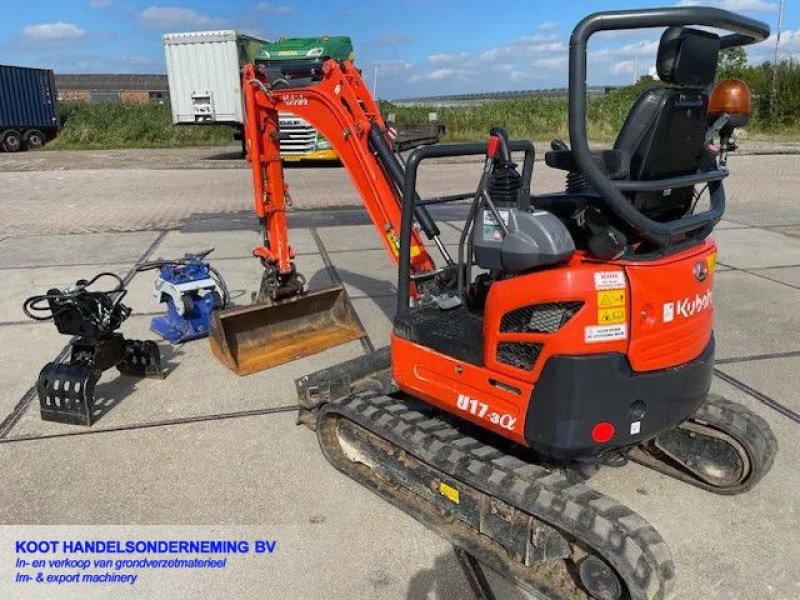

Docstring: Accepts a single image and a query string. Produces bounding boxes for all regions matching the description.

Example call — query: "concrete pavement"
[0,149,798,599]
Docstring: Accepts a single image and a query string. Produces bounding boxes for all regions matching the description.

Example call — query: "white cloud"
[747,29,800,63]
[409,67,475,83]
[677,0,778,13]
[611,60,635,75]
[593,39,660,61]
[139,6,219,28]
[88,0,111,7]
[427,53,468,65]
[253,2,294,15]
[533,56,568,70]
[479,36,565,63]
[537,22,558,31]
[19,22,86,45]
[423,68,456,81]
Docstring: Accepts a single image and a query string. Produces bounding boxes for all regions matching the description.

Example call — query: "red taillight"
[487,136,500,158]
[591,422,615,443]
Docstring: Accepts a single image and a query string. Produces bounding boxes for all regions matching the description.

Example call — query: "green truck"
[164,32,441,160]
[254,36,354,161]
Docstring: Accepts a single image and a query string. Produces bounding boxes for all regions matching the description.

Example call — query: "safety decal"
[596,288,626,325]
[585,324,627,343]
[706,252,717,273]
[439,481,461,505]
[594,271,626,290]
[386,232,421,258]
[598,307,626,325]
[597,289,626,308]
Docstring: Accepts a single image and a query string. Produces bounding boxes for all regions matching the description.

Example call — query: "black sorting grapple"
[24,273,163,426]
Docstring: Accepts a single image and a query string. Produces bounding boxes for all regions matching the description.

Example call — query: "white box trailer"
[163,30,265,125]
[163,30,336,160]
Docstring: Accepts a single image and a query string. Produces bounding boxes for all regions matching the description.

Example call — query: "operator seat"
[545,26,721,223]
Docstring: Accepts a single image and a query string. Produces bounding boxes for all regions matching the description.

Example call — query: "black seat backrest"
[613,27,720,220]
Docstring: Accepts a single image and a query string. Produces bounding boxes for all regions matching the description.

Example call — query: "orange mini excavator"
[210,7,777,599]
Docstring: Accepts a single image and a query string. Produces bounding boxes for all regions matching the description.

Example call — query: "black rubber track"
[317,391,675,600]
[629,395,778,495]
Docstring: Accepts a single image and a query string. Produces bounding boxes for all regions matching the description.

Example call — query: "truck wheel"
[23,129,46,150]
[1,130,23,153]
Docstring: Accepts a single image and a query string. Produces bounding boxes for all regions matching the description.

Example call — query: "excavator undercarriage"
[296,348,776,599]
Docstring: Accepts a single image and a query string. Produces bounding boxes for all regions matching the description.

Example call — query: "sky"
[1,0,798,99]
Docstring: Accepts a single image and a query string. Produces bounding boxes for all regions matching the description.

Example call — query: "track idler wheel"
[629,395,777,494]
[579,555,624,600]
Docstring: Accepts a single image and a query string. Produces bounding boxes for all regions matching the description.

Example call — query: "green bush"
[50,101,235,150]
[385,60,800,143]
[50,60,800,151]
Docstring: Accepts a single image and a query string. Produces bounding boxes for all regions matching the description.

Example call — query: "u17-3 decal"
[456,394,517,431]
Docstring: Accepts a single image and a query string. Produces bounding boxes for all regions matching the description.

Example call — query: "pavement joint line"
[0,227,182,241]
[716,349,800,365]
[0,260,136,272]
[713,368,800,425]
[740,268,800,292]
[309,227,375,355]
[0,230,169,440]
[716,264,800,291]
[0,404,299,446]
[719,263,800,271]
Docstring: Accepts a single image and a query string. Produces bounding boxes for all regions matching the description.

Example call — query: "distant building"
[54,74,169,104]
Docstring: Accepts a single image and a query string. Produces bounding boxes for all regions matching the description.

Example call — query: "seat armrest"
[545,149,631,180]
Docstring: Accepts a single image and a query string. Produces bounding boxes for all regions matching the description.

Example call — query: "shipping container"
[0,64,59,151]
[163,30,266,125]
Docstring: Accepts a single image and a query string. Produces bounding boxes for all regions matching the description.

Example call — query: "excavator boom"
[210,60,441,375]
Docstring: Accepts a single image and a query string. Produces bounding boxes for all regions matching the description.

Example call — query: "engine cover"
[473,208,575,273]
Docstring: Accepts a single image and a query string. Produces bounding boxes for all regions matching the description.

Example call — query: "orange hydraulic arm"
[241,61,436,288]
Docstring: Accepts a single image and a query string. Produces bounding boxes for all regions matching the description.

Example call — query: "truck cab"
[254,36,354,161]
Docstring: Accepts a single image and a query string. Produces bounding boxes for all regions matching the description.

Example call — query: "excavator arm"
[208,61,446,376]
[241,61,438,298]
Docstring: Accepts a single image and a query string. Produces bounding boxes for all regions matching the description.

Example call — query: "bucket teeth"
[37,362,101,426]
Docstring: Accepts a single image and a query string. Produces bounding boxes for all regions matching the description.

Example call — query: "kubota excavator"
[209,7,778,599]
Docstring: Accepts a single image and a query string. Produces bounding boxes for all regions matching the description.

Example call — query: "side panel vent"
[496,343,542,371]
[500,302,584,334]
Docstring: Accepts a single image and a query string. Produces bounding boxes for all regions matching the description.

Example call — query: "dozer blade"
[209,285,365,376]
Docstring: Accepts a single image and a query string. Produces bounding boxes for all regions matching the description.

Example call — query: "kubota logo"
[694,260,709,282]
[663,290,713,323]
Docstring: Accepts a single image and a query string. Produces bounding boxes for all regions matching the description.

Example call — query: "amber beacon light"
[708,79,753,117]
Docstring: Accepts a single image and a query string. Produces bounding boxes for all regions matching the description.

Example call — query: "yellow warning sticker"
[598,307,626,325]
[386,232,400,257]
[707,253,717,273]
[439,482,460,505]
[596,289,626,308]
[386,232,422,258]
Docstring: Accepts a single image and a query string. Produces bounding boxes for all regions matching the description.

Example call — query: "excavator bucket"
[209,285,365,376]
